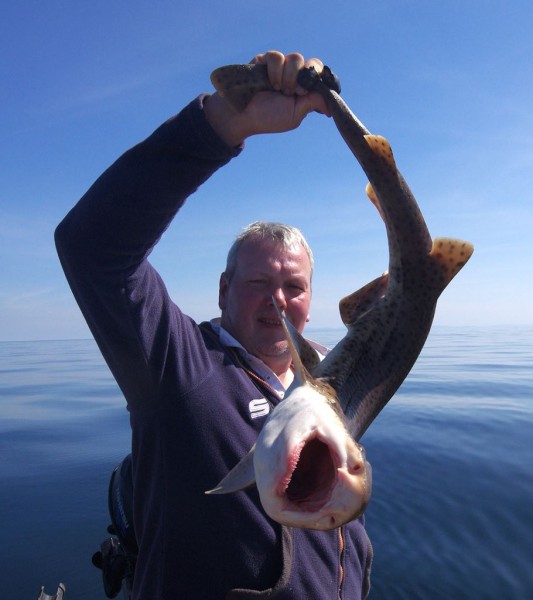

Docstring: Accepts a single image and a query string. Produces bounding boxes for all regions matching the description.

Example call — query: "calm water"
[1,326,532,599]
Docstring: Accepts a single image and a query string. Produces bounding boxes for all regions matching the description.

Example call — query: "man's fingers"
[280,53,305,96]
[250,51,324,96]
[251,50,284,90]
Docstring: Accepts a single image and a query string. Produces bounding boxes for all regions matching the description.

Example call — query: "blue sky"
[1,0,532,341]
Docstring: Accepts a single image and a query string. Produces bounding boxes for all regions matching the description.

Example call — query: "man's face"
[219,237,312,373]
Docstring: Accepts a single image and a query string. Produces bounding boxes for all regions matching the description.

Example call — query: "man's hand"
[204,51,330,147]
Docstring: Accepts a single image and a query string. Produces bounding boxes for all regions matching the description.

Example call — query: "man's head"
[219,222,313,375]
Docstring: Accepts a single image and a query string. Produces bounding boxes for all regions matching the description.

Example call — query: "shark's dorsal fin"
[205,445,256,495]
[364,134,397,170]
[365,183,386,223]
[429,238,475,289]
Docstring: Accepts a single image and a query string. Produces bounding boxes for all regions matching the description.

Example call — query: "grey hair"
[224,221,314,281]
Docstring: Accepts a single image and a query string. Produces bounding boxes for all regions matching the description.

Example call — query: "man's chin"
[255,340,290,363]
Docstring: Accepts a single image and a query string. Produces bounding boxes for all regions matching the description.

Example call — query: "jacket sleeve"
[55,95,241,407]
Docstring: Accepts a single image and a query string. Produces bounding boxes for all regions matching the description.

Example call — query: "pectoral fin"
[276,308,320,373]
[272,297,313,390]
[205,446,256,495]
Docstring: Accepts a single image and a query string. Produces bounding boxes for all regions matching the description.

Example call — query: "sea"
[1,325,532,600]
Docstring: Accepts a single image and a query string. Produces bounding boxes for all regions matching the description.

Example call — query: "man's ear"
[218,272,228,310]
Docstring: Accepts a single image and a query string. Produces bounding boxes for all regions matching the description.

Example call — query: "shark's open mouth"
[284,438,337,511]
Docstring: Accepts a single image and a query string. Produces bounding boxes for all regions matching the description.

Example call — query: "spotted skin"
[211,63,474,441]
[210,64,277,112]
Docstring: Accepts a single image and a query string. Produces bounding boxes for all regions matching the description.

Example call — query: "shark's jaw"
[254,384,372,530]
[282,436,338,510]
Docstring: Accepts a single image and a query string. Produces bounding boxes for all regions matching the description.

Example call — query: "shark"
[206,63,474,530]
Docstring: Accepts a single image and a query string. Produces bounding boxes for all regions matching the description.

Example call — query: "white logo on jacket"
[249,398,270,419]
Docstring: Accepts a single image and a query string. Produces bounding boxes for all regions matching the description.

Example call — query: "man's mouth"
[258,317,283,327]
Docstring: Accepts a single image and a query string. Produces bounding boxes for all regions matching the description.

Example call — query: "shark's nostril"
[349,460,363,474]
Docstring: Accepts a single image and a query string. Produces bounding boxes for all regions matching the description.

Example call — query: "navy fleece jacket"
[55,95,372,599]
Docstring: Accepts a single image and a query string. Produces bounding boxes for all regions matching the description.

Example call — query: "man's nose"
[271,287,287,310]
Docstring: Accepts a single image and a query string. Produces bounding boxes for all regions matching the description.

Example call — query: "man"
[218,220,314,390]
[56,51,372,599]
